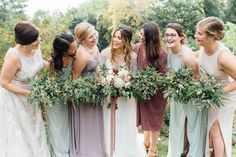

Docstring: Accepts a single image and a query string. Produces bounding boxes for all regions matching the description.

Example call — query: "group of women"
[0,16,235,157]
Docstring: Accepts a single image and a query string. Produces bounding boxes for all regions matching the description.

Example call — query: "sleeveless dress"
[167,50,207,157]
[199,43,236,157]
[69,51,106,157]
[0,47,50,157]
[46,65,72,157]
[100,48,145,157]
[133,43,167,131]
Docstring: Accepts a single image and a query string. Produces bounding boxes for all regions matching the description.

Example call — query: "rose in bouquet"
[98,61,132,99]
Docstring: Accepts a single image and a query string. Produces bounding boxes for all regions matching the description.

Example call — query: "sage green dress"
[46,65,72,157]
[167,51,207,157]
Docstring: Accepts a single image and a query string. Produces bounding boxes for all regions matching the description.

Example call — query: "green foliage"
[1,0,236,68]
[131,67,163,101]
[203,0,223,18]
[224,0,236,23]
[146,1,203,50]
[224,22,236,54]
[28,69,62,107]
[165,68,223,111]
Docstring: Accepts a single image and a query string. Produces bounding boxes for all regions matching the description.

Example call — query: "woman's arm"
[0,53,30,96]
[72,49,88,79]
[183,47,200,79]
[218,51,236,93]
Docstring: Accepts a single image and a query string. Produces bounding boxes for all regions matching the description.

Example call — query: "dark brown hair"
[50,32,76,72]
[166,23,186,44]
[14,22,39,45]
[143,21,162,65]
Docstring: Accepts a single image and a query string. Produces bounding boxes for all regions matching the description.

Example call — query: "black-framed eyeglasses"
[165,33,178,38]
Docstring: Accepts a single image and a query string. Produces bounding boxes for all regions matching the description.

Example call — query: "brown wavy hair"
[166,23,186,44]
[111,26,133,69]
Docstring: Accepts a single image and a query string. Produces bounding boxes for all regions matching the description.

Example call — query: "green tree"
[147,1,204,50]
[0,0,27,66]
[224,0,236,23]
[223,22,236,54]
[32,10,71,58]
[202,0,223,18]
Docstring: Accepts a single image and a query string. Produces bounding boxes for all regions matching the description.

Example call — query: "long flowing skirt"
[0,88,50,157]
[184,103,207,157]
[69,103,106,157]
[167,101,185,157]
[46,102,69,157]
[103,97,145,157]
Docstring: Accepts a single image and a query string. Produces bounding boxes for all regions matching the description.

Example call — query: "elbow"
[0,81,8,89]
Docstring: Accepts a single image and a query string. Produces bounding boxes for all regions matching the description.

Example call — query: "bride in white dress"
[100,26,145,157]
[0,22,50,157]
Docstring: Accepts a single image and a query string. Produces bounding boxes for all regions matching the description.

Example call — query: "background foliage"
[1,0,236,154]
[1,0,236,66]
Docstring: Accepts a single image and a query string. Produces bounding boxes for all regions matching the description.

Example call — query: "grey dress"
[46,65,72,157]
[167,51,207,157]
[69,54,106,157]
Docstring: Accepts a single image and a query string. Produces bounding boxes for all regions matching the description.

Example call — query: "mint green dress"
[167,51,207,157]
[46,65,72,157]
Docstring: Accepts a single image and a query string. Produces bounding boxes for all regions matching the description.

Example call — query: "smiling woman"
[26,0,86,16]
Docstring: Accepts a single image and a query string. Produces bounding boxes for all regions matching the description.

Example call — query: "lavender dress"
[69,53,106,157]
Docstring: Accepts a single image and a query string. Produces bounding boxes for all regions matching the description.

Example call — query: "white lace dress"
[0,48,50,157]
[100,48,145,157]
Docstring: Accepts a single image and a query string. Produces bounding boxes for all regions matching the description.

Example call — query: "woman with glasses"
[166,23,207,157]
[134,21,167,157]
[47,32,77,157]
[100,26,144,157]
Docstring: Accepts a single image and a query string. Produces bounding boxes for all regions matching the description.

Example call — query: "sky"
[26,0,86,16]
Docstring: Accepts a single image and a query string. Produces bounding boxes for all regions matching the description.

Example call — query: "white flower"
[100,78,106,85]
[108,69,113,75]
[117,69,129,77]
[124,81,131,87]
[196,90,202,95]
[114,77,125,88]
[106,74,114,83]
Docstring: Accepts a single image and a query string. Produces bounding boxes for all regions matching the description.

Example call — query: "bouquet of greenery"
[190,69,223,110]
[98,64,132,99]
[164,68,223,111]
[63,70,111,108]
[130,67,164,101]
[28,69,62,107]
[164,68,194,103]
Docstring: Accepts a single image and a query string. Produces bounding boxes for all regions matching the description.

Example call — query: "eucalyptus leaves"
[164,68,223,110]
[28,66,223,110]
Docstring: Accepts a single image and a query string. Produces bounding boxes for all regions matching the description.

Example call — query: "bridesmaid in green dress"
[47,32,77,157]
[166,23,207,157]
